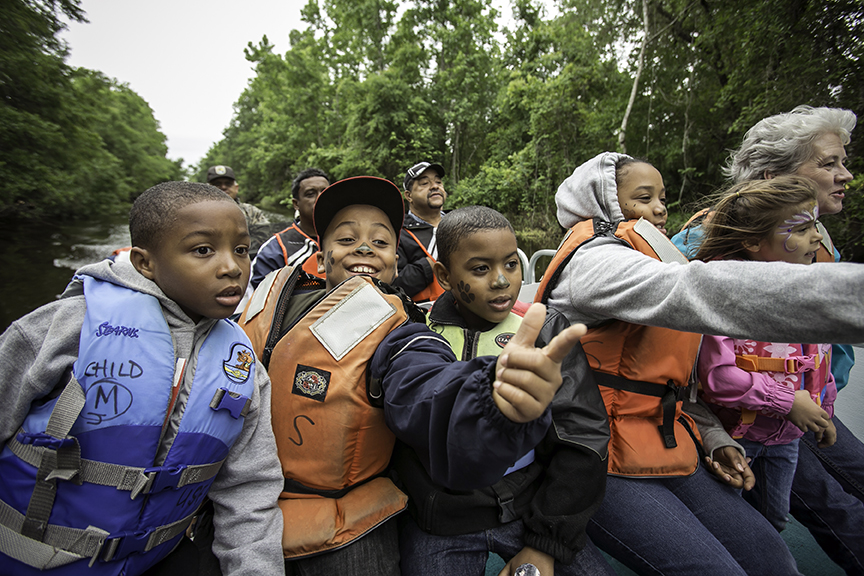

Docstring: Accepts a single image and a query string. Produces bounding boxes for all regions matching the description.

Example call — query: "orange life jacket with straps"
[536,218,703,477]
[402,229,446,302]
[274,223,325,279]
[239,268,412,558]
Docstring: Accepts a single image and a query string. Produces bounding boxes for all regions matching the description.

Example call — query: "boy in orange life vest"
[238,177,586,576]
[394,206,613,576]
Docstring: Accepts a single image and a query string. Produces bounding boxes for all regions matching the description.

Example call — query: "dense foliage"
[197,0,863,259]
[0,0,182,221]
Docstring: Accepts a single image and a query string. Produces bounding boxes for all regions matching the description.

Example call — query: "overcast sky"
[61,1,527,169]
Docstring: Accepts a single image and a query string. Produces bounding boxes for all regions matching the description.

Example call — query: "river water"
[0,213,134,332]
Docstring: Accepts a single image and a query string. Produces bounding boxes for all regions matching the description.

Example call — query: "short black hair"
[292,168,331,199]
[436,206,515,268]
[130,181,235,250]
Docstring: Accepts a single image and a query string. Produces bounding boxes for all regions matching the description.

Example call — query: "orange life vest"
[403,229,446,302]
[239,268,409,558]
[275,223,325,279]
[536,218,703,477]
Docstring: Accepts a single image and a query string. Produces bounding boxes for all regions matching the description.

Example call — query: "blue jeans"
[587,466,801,576]
[285,518,400,576]
[737,438,799,532]
[790,416,864,575]
[399,513,617,576]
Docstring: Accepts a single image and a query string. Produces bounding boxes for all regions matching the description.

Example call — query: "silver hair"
[725,105,857,183]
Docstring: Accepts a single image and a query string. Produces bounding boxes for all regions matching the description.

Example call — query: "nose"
[355,242,374,255]
[491,272,510,289]
[838,164,853,183]
[654,201,667,215]
[217,251,242,278]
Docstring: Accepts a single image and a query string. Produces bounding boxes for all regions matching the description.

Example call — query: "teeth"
[350,266,376,274]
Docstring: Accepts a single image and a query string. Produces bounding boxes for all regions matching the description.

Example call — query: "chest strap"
[593,371,682,449]
[735,354,819,374]
[0,497,196,569]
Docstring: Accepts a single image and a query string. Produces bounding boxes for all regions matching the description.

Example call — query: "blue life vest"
[0,277,256,575]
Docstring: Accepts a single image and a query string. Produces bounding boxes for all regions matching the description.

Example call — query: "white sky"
[61,0,532,169]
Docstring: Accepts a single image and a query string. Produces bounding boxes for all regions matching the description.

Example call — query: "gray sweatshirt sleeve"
[0,298,86,445]
[208,364,285,575]
[548,236,864,344]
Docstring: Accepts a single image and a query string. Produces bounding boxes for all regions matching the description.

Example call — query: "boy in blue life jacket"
[238,177,586,576]
[0,182,285,576]
[393,206,613,576]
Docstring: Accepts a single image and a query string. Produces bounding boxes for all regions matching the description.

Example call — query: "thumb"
[542,322,588,364]
[507,302,547,349]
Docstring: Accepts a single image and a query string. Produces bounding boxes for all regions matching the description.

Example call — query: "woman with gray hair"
[674,105,862,574]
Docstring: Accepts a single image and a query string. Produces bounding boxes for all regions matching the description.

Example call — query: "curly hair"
[725,106,856,183]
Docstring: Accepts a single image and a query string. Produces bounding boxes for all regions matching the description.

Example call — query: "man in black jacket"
[393,161,447,302]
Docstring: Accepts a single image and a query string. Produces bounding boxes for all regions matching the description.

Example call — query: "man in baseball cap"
[394,161,447,302]
[206,165,269,227]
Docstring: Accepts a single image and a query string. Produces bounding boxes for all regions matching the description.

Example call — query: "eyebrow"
[333,221,394,236]
[179,227,249,242]
[466,251,519,262]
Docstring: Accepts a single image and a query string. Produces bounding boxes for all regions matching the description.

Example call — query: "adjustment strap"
[209,388,252,419]
[593,371,680,449]
[20,376,86,541]
[735,354,815,374]
[9,435,224,500]
[490,482,518,524]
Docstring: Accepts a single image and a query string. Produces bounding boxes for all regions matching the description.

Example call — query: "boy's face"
[617,162,668,235]
[132,200,251,322]
[433,228,521,329]
[317,204,398,290]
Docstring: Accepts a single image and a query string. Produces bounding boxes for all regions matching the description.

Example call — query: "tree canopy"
[197,0,863,259]
[0,0,182,221]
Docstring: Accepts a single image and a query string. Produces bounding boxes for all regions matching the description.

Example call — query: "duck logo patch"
[495,333,514,348]
[223,343,254,383]
[293,364,330,402]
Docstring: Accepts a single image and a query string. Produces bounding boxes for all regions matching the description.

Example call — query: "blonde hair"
[693,176,818,262]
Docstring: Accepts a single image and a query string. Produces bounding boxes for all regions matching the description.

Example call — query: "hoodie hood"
[556,152,630,228]
[63,259,214,330]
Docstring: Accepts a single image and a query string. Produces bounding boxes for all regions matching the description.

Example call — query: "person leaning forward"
[238,176,586,576]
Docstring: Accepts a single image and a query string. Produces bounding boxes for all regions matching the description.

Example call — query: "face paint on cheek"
[457,280,476,303]
[326,250,334,275]
[778,203,819,253]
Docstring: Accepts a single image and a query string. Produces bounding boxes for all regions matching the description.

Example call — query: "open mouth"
[348,264,379,275]
[655,222,667,235]
[489,295,513,312]
[216,286,243,306]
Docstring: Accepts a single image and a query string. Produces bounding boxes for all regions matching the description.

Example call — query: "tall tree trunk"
[618,0,649,154]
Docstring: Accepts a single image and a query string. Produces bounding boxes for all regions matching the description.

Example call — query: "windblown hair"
[130,181,235,250]
[291,168,330,199]
[693,176,818,262]
[436,206,515,268]
[725,106,857,183]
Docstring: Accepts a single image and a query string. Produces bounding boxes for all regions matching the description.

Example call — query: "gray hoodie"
[0,259,285,575]
[548,151,864,456]
[549,152,864,344]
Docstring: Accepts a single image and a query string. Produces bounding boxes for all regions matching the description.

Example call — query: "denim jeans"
[399,513,617,576]
[587,466,801,576]
[285,518,400,576]
[790,416,864,575]
[737,438,800,532]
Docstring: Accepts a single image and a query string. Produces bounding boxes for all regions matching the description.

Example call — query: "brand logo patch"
[95,322,139,338]
[215,165,227,175]
[292,364,330,402]
[223,342,254,384]
[495,333,514,348]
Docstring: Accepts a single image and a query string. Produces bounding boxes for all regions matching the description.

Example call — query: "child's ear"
[432,261,452,291]
[130,247,156,280]
[317,250,326,275]
[742,239,763,254]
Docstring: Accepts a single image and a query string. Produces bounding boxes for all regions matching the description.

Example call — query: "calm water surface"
[0,213,132,332]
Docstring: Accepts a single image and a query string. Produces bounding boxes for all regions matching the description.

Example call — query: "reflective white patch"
[245,269,280,321]
[311,282,396,361]
[633,218,688,264]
